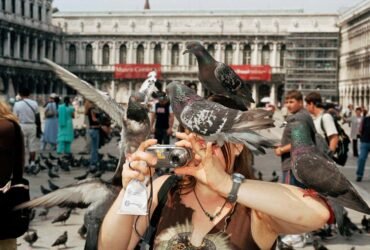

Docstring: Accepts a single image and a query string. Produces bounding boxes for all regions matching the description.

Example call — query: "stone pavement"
[16,110,370,250]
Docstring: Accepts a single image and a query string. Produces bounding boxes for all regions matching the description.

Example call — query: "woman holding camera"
[99,131,330,249]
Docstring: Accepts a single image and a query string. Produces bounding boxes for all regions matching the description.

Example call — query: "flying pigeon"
[290,121,370,214]
[43,59,152,171]
[166,81,276,154]
[183,41,254,110]
[16,178,120,250]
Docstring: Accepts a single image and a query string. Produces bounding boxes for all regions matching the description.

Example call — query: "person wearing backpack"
[357,110,370,182]
[305,92,339,157]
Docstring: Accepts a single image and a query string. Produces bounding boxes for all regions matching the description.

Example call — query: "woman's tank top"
[153,190,276,250]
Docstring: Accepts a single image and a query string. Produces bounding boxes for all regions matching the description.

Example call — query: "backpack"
[320,112,350,166]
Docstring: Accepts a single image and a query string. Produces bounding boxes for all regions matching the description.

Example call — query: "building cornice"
[338,0,370,25]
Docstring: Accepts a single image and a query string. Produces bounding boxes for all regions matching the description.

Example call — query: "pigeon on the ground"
[78,224,87,239]
[48,179,59,191]
[270,171,279,182]
[313,239,329,250]
[166,81,276,154]
[52,231,68,247]
[52,208,72,224]
[16,178,121,250]
[361,215,369,231]
[183,41,254,110]
[23,230,38,246]
[290,121,370,214]
[48,168,59,179]
[40,185,51,195]
[257,171,263,181]
[75,171,90,181]
[38,208,49,218]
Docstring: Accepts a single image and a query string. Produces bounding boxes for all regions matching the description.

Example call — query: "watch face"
[233,173,245,182]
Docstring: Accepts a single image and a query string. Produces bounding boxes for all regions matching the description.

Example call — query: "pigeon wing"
[43,59,125,127]
[293,152,370,214]
[180,100,238,136]
[214,62,253,103]
[15,179,115,209]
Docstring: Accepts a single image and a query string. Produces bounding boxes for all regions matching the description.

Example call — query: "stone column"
[270,42,277,67]
[179,42,185,67]
[197,82,203,96]
[161,41,169,66]
[41,2,46,22]
[131,42,138,64]
[24,0,30,17]
[149,42,155,64]
[144,41,151,64]
[251,42,259,65]
[220,44,226,63]
[40,39,45,60]
[269,83,276,106]
[215,43,222,61]
[232,42,240,65]
[15,0,20,15]
[252,83,257,108]
[33,1,38,21]
[24,36,29,60]
[111,41,117,65]
[4,31,11,57]
[111,80,116,99]
[14,34,20,58]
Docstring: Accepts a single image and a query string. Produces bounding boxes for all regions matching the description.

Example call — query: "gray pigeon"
[166,81,276,154]
[290,121,370,214]
[183,41,254,110]
[16,178,120,250]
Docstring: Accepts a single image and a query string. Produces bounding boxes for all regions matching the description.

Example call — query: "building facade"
[52,10,339,106]
[0,0,63,103]
[338,1,370,110]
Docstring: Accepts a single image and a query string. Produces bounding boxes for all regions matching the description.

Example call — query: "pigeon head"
[290,121,315,148]
[183,41,206,55]
[127,95,149,122]
[166,81,201,114]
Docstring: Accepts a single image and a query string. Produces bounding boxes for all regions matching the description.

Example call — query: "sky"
[53,0,365,13]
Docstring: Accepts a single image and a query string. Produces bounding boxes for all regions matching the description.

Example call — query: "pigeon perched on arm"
[166,81,276,154]
[183,41,254,110]
[290,121,370,214]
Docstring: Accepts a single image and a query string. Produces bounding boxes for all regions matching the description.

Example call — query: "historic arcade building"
[1,1,340,107]
[338,1,370,110]
[0,0,63,103]
[52,10,339,106]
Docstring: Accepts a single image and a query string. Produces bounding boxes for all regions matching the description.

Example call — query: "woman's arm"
[99,175,170,250]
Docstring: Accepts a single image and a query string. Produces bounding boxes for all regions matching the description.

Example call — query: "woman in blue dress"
[41,93,59,151]
[57,96,75,155]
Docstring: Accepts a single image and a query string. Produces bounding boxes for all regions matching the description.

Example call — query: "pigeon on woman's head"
[182,41,254,110]
[166,81,276,154]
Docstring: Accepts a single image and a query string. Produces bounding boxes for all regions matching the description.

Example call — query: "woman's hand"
[121,139,158,189]
[174,133,230,192]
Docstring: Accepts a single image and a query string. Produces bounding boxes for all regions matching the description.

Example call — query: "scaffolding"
[285,32,340,102]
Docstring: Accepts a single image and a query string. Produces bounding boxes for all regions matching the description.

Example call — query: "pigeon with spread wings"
[166,81,276,154]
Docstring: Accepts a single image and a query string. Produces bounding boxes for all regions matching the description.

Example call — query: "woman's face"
[185,130,242,171]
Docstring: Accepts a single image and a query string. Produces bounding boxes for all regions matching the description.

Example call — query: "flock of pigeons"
[15,41,370,249]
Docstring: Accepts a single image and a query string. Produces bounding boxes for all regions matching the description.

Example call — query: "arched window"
[207,44,215,58]
[171,44,179,66]
[10,32,16,58]
[11,0,15,13]
[52,41,56,61]
[280,44,286,67]
[261,45,270,65]
[85,44,93,65]
[68,44,76,65]
[102,44,110,65]
[242,44,251,64]
[28,37,34,60]
[0,32,4,56]
[119,44,127,64]
[224,44,233,65]
[136,44,144,64]
[154,44,161,64]
[20,36,25,59]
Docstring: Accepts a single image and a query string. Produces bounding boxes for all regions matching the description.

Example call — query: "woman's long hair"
[0,101,25,172]
[0,101,18,123]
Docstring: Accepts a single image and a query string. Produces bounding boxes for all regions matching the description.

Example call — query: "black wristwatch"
[227,173,246,203]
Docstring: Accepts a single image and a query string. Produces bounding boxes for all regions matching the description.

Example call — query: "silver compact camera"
[145,145,193,168]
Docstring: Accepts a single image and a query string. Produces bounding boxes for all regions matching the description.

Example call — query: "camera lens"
[169,148,191,167]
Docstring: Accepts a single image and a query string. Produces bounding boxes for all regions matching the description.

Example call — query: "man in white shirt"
[305,92,339,155]
[13,87,39,168]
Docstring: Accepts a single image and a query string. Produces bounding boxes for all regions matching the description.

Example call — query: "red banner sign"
[114,64,161,79]
[230,65,271,81]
